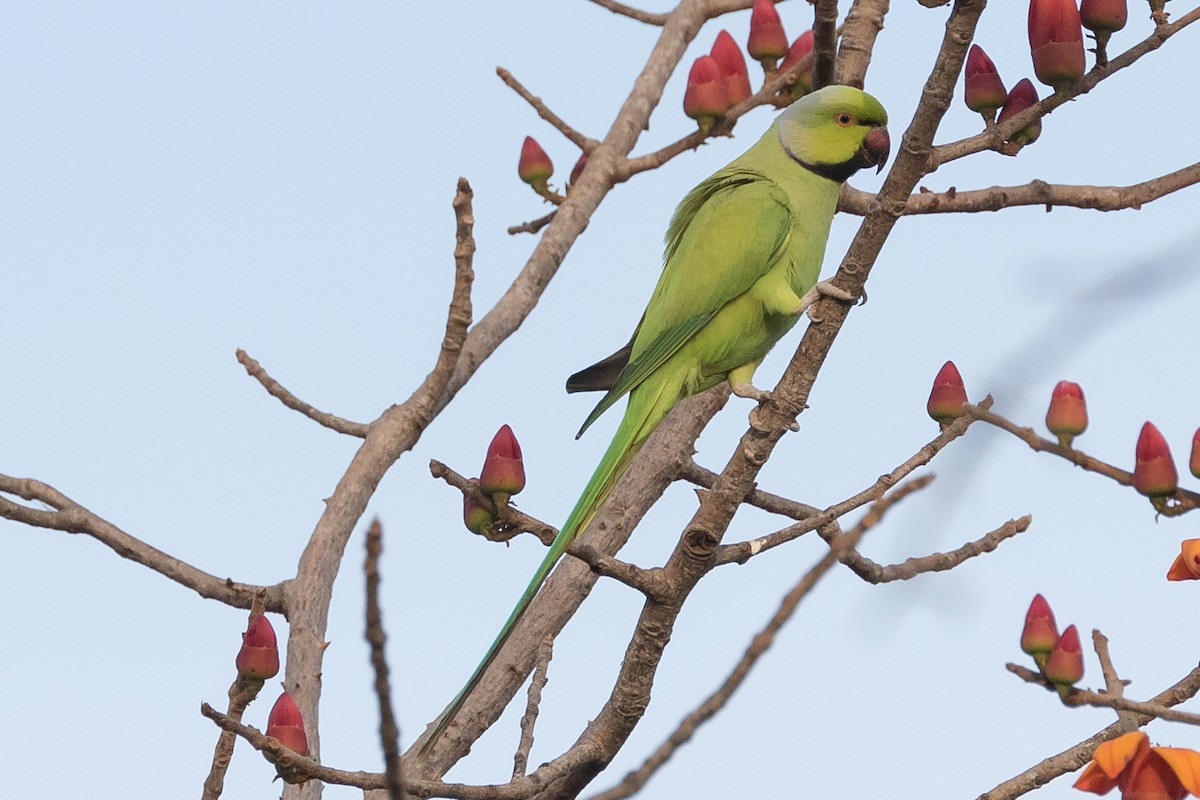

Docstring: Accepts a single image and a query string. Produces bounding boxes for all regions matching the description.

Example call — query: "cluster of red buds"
[962,0,1129,148]
[232,612,310,774]
[683,1,816,132]
[1020,594,1084,697]
[464,424,527,537]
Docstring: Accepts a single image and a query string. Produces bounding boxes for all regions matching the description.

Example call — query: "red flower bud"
[1020,594,1060,669]
[747,0,789,67]
[1045,380,1088,448]
[479,424,526,501]
[1080,0,1127,33]
[569,153,587,188]
[710,30,752,107]
[926,360,967,426]
[1028,0,1086,91]
[778,30,815,97]
[964,45,1007,119]
[236,613,280,681]
[1133,422,1178,498]
[1190,428,1200,479]
[1167,538,1200,582]
[997,78,1042,147]
[683,56,729,131]
[266,692,309,756]
[517,137,553,191]
[463,478,495,536]
[1043,624,1083,693]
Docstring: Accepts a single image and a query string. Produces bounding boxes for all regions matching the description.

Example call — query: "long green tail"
[420,384,674,755]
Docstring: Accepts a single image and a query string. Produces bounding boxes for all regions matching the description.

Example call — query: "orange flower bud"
[236,613,280,681]
[710,30,752,107]
[1167,539,1200,582]
[1020,593,1059,670]
[683,56,729,132]
[926,360,967,426]
[747,0,788,68]
[479,424,526,502]
[1028,0,1086,91]
[1133,422,1178,499]
[1043,623,1083,694]
[998,78,1042,147]
[266,692,309,756]
[964,44,1007,119]
[517,137,553,192]
[1045,380,1088,448]
[1190,428,1200,479]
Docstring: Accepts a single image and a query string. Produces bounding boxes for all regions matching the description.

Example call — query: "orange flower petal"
[1153,747,1200,797]
[1124,750,1190,800]
[1074,761,1120,795]
[1168,554,1199,582]
[1093,732,1149,779]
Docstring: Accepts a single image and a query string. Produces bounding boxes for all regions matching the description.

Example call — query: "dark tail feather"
[566,338,633,394]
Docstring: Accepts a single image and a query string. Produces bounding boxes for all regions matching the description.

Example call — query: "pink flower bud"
[1080,0,1127,33]
[710,30,752,107]
[517,137,553,191]
[1043,624,1084,693]
[1020,594,1060,669]
[1045,380,1088,448]
[748,0,789,67]
[266,692,309,756]
[777,30,815,97]
[479,424,526,501]
[1167,538,1200,581]
[236,614,280,681]
[1028,0,1086,91]
[463,478,495,536]
[926,360,967,426]
[1133,422,1178,498]
[997,78,1042,147]
[964,44,1007,119]
[683,56,729,131]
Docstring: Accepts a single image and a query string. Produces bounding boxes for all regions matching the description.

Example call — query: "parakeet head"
[776,85,890,183]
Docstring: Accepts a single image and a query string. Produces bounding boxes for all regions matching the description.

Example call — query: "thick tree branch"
[812,0,839,90]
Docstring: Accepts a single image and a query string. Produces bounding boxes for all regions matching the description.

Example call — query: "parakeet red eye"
[836,112,856,127]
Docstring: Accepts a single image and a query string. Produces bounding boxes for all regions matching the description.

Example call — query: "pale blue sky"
[2,2,1198,798]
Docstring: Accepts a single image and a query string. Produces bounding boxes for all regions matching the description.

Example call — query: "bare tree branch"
[497,68,598,152]
[584,0,668,25]
[839,162,1200,215]
[1008,662,1200,726]
[811,0,839,90]
[365,520,404,799]
[513,638,554,779]
[0,474,286,611]
[236,349,370,437]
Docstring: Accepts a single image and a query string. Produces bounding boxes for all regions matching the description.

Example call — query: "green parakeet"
[422,84,889,754]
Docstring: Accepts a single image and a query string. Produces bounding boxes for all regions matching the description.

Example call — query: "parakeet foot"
[731,382,772,402]
[793,280,856,322]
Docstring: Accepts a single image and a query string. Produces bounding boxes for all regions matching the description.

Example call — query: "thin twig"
[0,474,286,611]
[497,67,598,151]
[1092,629,1139,731]
[1008,663,1200,726]
[715,400,988,566]
[513,637,554,779]
[236,349,370,437]
[365,520,404,799]
[677,459,821,521]
[967,404,1200,516]
[507,210,557,236]
[570,543,665,597]
[584,0,669,25]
